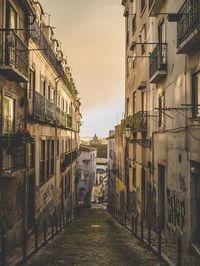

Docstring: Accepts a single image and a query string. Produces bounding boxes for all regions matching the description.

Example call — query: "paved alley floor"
[26,206,167,266]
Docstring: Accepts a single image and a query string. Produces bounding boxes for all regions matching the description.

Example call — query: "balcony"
[149,44,167,83]
[33,91,73,128]
[177,0,200,54]
[61,149,77,172]
[0,138,25,177]
[0,30,29,82]
[33,91,46,121]
[30,21,64,77]
[125,111,147,132]
[149,0,166,16]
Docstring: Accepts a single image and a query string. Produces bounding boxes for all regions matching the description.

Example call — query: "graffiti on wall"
[179,173,187,192]
[167,189,186,232]
[35,183,58,217]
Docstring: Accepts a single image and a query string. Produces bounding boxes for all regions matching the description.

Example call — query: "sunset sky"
[40,0,125,137]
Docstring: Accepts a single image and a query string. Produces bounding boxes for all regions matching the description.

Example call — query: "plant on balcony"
[13,128,34,145]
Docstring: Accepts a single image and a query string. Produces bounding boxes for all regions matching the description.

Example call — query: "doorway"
[27,174,35,230]
[141,167,146,220]
[158,164,165,230]
[191,161,200,244]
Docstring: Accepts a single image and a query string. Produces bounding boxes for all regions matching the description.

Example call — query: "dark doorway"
[191,161,200,244]
[141,167,146,219]
[27,174,35,230]
[158,164,165,230]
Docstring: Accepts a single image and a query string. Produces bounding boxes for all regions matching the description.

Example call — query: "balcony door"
[158,21,166,64]
[8,5,18,65]
[3,95,15,134]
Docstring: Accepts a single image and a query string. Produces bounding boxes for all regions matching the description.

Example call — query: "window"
[61,139,64,154]
[133,92,136,114]
[141,0,146,13]
[57,140,59,156]
[48,85,51,100]
[65,101,68,114]
[29,68,35,99]
[132,14,136,34]
[133,168,136,187]
[27,143,35,168]
[3,96,15,134]
[158,21,166,64]
[158,94,165,128]
[140,24,146,55]
[192,72,200,117]
[40,76,46,97]
[132,46,136,69]
[61,98,65,111]
[51,140,54,175]
[9,6,17,29]
[126,98,130,116]
[46,140,51,178]
[40,140,45,184]
[142,91,147,112]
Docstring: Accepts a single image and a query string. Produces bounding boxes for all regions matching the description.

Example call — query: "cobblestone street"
[25,206,166,266]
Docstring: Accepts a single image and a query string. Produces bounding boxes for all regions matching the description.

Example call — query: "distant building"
[77,145,96,207]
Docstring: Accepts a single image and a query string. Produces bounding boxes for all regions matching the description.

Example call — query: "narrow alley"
[25,206,166,266]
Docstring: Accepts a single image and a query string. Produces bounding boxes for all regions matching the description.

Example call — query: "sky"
[40,0,125,137]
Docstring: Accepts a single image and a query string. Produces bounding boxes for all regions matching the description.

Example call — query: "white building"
[77,145,96,206]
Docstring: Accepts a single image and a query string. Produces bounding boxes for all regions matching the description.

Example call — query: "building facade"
[77,145,96,207]
[119,0,200,251]
[0,0,81,247]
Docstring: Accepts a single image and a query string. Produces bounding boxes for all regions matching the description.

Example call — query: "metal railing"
[0,144,25,174]
[33,91,46,121]
[0,207,79,266]
[125,111,147,131]
[33,91,73,129]
[149,44,167,79]
[0,30,29,78]
[30,21,64,77]
[108,206,199,266]
[61,149,77,172]
[177,0,200,47]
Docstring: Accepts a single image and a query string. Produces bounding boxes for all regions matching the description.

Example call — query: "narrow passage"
[26,206,166,266]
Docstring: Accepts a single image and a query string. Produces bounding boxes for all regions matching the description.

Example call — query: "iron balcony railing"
[125,111,147,131]
[33,91,73,128]
[30,21,64,77]
[33,91,46,121]
[0,141,25,175]
[0,30,29,80]
[149,44,167,79]
[46,98,55,122]
[177,0,200,47]
[61,149,77,172]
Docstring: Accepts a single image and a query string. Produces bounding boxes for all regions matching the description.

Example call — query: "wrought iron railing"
[33,91,45,121]
[46,98,55,122]
[149,44,167,79]
[125,111,147,131]
[61,149,77,172]
[0,142,25,174]
[177,0,200,47]
[0,30,29,78]
[33,91,75,129]
[30,21,64,77]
